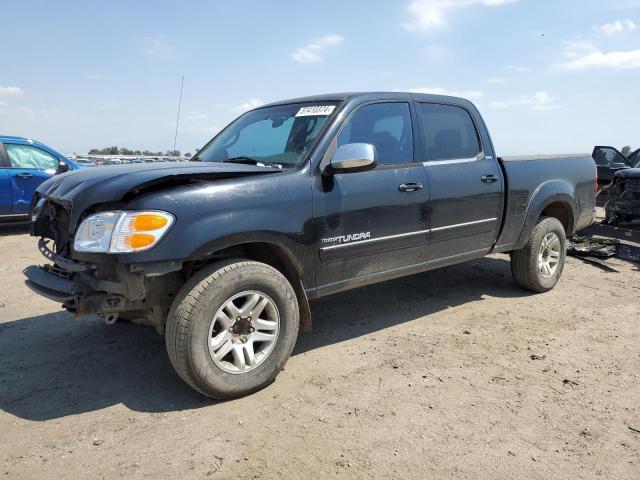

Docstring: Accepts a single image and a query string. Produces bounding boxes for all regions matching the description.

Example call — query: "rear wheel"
[510,216,566,293]
[165,260,299,399]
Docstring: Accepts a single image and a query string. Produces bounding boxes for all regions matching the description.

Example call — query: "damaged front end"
[605,169,640,226]
[24,199,181,329]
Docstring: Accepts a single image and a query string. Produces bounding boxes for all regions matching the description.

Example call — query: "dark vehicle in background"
[24,92,597,399]
[593,145,640,186]
[594,146,640,224]
[0,136,82,222]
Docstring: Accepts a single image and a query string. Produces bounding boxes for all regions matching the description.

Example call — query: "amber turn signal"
[125,233,156,249]
[130,213,169,231]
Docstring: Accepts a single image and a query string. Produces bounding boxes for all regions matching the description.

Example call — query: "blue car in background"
[0,136,81,221]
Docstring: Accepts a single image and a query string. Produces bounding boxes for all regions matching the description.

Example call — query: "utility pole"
[172,75,184,157]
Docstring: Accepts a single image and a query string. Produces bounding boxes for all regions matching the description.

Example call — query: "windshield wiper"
[222,157,283,169]
[222,156,260,165]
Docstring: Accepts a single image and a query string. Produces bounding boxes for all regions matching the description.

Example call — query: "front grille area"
[624,178,640,194]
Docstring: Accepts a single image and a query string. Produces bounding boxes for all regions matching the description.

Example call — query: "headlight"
[74,211,175,253]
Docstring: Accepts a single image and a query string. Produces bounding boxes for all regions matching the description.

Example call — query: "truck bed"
[494,154,596,251]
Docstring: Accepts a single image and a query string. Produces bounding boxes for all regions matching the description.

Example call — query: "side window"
[418,103,481,161]
[5,144,59,169]
[338,103,414,166]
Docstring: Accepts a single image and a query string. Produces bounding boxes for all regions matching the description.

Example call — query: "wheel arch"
[515,180,578,249]
[189,238,312,332]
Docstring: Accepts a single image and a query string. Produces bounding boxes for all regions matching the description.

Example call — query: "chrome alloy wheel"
[208,291,280,374]
[538,232,561,278]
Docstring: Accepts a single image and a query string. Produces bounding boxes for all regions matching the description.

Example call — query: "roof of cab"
[261,91,476,109]
[0,135,29,141]
[0,135,44,145]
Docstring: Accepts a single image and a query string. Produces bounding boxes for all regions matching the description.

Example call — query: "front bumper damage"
[605,173,640,225]
[24,239,147,318]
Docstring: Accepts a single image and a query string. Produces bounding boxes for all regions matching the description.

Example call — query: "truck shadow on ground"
[0,255,532,421]
[0,223,30,236]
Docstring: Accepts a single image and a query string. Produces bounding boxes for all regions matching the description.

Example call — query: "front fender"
[515,180,577,249]
[189,230,307,276]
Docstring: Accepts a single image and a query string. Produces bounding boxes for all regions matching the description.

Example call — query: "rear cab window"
[417,103,482,161]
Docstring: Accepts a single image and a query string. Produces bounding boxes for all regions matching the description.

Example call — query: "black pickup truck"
[24,92,596,398]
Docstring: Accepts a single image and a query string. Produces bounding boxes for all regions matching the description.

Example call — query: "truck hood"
[614,167,640,179]
[35,161,282,230]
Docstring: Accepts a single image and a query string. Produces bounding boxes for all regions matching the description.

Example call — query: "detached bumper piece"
[24,265,79,305]
[24,263,135,314]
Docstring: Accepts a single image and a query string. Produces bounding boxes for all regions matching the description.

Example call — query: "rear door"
[592,146,632,185]
[0,145,11,216]
[415,102,503,262]
[3,142,60,214]
[313,102,429,292]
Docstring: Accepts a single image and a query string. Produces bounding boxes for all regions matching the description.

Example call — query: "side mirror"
[57,161,69,174]
[329,143,377,174]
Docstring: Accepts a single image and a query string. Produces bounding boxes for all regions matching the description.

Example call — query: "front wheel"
[165,260,300,399]
[510,216,567,293]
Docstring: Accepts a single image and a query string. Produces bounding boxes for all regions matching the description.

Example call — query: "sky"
[0,0,639,156]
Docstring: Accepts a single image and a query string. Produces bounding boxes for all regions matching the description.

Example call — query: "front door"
[415,102,503,262]
[0,168,11,216]
[3,143,59,214]
[313,102,429,294]
[592,146,633,185]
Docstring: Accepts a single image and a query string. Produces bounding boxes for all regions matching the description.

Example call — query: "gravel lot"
[1,224,639,479]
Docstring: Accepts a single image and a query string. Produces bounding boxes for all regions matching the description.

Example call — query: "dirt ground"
[1,223,639,480]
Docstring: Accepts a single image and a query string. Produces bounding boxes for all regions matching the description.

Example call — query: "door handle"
[481,174,498,183]
[15,173,34,179]
[399,182,423,192]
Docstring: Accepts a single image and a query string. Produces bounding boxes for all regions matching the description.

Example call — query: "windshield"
[194,102,339,168]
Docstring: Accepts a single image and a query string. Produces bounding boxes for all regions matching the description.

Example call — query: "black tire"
[510,216,567,293]
[165,259,300,399]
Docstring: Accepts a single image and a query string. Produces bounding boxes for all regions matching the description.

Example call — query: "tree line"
[621,146,634,157]
[87,146,191,157]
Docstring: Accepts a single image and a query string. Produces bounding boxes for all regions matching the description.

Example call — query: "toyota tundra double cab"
[25,92,597,398]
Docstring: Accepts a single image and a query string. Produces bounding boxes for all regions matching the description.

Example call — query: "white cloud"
[0,101,6,107]
[231,98,264,114]
[0,86,23,96]
[402,86,484,100]
[508,65,529,72]
[403,0,518,32]
[291,33,344,63]
[487,77,505,84]
[556,40,640,70]
[490,91,560,111]
[135,35,173,57]
[16,106,61,117]
[598,19,637,35]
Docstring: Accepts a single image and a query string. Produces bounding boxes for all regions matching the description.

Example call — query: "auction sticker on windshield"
[295,105,336,117]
